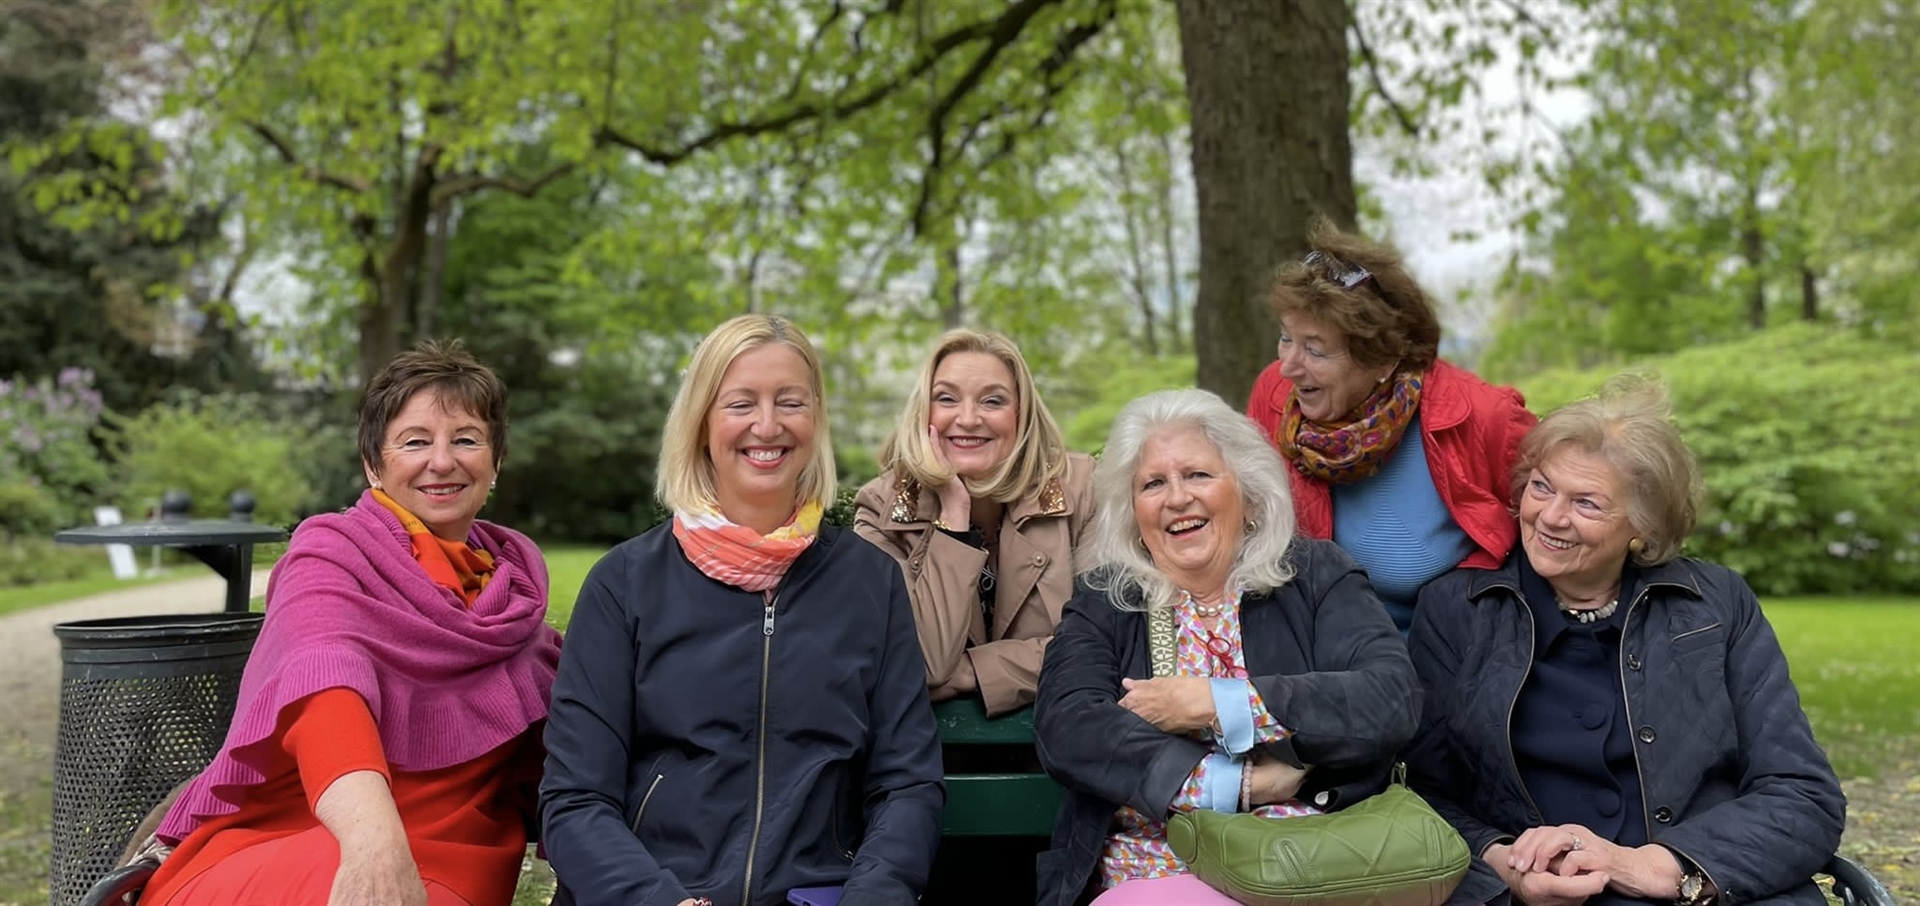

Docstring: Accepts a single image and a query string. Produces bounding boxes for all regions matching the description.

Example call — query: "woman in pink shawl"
[139,340,562,906]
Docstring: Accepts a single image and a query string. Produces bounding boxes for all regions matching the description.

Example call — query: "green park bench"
[933,696,1061,838]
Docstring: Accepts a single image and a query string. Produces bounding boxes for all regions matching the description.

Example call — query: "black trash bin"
[49,613,263,906]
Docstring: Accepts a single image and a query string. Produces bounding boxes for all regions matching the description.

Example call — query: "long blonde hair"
[875,329,1067,502]
[655,314,837,514]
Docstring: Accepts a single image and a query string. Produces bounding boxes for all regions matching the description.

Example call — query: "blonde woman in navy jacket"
[541,315,942,906]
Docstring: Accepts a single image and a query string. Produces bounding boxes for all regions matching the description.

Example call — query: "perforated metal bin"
[49,613,262,906]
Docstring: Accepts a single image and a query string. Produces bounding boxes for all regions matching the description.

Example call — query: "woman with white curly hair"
[1033,388,1419,906]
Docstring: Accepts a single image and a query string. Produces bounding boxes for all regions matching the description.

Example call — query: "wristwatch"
[1676,868,1712,905]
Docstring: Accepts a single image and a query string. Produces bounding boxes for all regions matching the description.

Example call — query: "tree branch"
[911,0,1114,236]
[780,0,846,104]
[597,0,1063,165]
[245,121,372,193]
[432,162,576,205]
[1350,16,1419,138]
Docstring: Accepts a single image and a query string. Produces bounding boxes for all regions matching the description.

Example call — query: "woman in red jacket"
[1246,224,1535,634]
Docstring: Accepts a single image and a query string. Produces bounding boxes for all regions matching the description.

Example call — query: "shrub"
[0,537,97,587]
[0,368,112,528]
[1515,324,1920,596]
[0,479,64,538]
[110,392,315,526]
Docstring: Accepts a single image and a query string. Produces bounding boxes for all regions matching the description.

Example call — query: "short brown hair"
[1267,222,1441,372]
[1510,373,1701,566]
[358,339,509,477]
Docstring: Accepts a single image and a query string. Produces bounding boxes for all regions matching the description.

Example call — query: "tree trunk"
[1175,0,1355,406]
[417,201,454,340]
[1799,261,1818,322]
[357,145,442,385]
[1155,129,1185,353]
[939,232,965,329]
[1113,141,1160,355]
[359,272,405,387]
[1742,181,1765,330]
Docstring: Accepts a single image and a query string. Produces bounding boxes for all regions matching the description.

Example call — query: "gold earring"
[1628,537,1646,555]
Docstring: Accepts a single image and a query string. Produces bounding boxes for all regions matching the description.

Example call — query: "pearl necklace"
[1181,589,1228,618]
[1558,597,1619,624]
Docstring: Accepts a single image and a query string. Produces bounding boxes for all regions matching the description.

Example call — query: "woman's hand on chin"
[929,424,973,527]
[1117,676,1214,733]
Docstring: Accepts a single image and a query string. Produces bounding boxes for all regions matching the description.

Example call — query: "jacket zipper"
[1618,587,1656,843]
[828,780,855,861]
[741,590,777,906]
[1503,602,1545,825]
[629,772,665,835]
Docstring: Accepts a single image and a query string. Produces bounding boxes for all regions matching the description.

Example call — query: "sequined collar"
[886,469,1069,526]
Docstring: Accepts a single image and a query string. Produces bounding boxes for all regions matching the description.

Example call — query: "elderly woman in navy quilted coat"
[1405,377,1844,906]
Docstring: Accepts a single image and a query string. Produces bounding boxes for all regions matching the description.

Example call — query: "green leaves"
[1515,324,1920,596]
[1491,0,1920,370]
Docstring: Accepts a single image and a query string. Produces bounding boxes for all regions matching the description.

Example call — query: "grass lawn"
[1764,597,1920,780]
[542,544,605,632]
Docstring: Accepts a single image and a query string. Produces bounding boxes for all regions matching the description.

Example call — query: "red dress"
[144,687,536,906]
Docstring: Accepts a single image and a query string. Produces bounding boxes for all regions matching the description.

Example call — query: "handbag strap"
[1148,605,1178,679]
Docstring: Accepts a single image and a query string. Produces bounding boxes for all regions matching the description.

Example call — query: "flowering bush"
[0,368,112,535]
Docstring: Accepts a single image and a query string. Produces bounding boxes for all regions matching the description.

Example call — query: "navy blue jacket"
[540,523,944,906]
[1033,539,1421,906]
[1406,554,1845,906]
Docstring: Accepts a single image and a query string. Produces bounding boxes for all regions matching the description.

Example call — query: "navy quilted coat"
[1405,554,1845,906]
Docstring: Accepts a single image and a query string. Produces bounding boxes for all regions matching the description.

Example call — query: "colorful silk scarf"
[1277,370,1425,485]
[672,500,823,592]
[371,488,496,606]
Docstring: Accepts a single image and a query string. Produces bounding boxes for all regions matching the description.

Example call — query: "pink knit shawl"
[156,491,563,843]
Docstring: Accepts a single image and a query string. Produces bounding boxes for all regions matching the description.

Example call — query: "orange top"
[144,688,535,906]
[371,488,497,606]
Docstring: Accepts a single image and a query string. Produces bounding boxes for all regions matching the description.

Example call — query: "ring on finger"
[1570,835,1584,851]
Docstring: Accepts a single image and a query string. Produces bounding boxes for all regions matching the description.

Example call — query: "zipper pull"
[763,594,776,636]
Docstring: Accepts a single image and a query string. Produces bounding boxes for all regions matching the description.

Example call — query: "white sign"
[93,506,139,580]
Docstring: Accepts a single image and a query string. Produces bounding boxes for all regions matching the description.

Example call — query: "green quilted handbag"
[1165,783,1470,906]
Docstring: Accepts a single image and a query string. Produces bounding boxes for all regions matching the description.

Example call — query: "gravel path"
[0,574,270,795]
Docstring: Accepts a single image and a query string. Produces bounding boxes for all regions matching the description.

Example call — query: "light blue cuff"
[1210,678,1256,755]
[1199,753,1241,813]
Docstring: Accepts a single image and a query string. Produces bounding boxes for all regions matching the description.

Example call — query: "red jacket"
[1247,358,1536,569]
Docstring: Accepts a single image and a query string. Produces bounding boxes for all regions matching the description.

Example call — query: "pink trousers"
[1089,873,1242,905]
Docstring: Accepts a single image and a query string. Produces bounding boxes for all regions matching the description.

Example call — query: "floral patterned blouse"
[1098,590,1322,887]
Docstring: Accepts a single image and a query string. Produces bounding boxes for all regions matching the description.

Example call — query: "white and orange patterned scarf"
[671,501,823,592]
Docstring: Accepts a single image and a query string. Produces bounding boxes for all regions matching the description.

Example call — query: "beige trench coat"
[853,452,1095,716]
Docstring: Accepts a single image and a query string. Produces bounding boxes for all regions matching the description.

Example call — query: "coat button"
[1638,726,1656,744]
[1654,806,1673,823]
[1314,790,1332,808]
[1627,654,1642,671]
[1033,554,1047,567]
